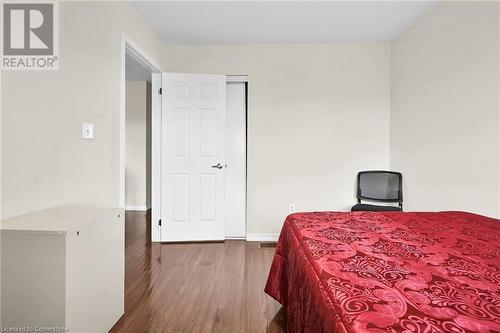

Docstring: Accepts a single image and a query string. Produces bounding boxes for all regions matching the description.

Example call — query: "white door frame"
[119,33,162,242]
[226,75,248,83]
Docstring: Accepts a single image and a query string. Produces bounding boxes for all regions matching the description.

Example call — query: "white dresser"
[0,207,124,333]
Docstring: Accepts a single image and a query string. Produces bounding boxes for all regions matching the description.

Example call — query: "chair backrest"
[357,171,403,208]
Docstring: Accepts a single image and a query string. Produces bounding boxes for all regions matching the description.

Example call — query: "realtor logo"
[1,2,59,70]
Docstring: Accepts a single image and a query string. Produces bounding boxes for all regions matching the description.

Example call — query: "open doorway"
[158,74,248,242]
[125,55,152,215]
[120,35,162,242]
[125,54,152,240]
[225,77,248,239]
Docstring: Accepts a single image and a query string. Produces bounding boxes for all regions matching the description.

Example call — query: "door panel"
[161,73,226,241]
[171,174,189,223]
[172,108,189,157]
[200,174,216,222]
[200,109,217,157]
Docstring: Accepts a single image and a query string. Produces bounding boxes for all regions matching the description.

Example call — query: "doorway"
[159,73,248,242]
[125,55,151,214]
[120,35,162,241]
[225,79,247,239]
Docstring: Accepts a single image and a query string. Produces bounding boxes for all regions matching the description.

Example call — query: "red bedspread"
[265,211,500,333]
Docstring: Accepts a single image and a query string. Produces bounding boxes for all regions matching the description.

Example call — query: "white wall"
[0,68,2,324]
[498,3,500,218]
[145,82,152,210]
[3,1,496,239]
[163,44,391,235]
[125,81,151,210]
[1,2,163,219]
[391,1,500,217]
[0,68,2,220]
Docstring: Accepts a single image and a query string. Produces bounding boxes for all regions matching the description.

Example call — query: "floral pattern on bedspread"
[264,211,500,333]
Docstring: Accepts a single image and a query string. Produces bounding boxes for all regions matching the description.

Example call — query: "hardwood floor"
[110,211,285,333]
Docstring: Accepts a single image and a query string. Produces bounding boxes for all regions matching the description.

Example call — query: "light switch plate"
[82,123,94,139]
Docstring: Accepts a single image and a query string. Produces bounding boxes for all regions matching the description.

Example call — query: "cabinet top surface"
[0,206,123,233]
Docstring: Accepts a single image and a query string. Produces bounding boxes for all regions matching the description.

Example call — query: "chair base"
[351,204,402,212]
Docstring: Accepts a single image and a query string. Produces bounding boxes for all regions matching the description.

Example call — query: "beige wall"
[125,81,151,209]
[0,69,2,220]
[3,1,497,238]
[146,82,152,210]
[0,68,2,324]
[163,44,391,235]
[1,2,163,219]
[498,2,500,218]
[390,1,500,217]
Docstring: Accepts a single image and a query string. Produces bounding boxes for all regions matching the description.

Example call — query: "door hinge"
[158,219,162,226]
[159,88,163,95]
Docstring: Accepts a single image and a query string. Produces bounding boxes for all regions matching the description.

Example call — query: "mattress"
[265,211,500,333]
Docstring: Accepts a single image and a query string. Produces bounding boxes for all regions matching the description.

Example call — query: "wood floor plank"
[109,212,285,333]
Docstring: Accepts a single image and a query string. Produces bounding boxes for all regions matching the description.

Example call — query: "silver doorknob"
[211,163,223,169]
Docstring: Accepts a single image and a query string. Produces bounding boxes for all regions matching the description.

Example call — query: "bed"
[265,211,500,333]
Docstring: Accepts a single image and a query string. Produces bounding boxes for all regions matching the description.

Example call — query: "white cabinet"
[0,207,124,333]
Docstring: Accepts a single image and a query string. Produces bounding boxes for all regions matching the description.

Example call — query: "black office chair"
[351,171,403,212]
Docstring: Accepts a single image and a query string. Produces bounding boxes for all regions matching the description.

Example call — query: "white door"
[225,82,247,238]
[161,73,226,241]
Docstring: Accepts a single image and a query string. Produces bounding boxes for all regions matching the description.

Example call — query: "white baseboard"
[245,234,279,242]
[125,205,148,211]
[152,235,278,242]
